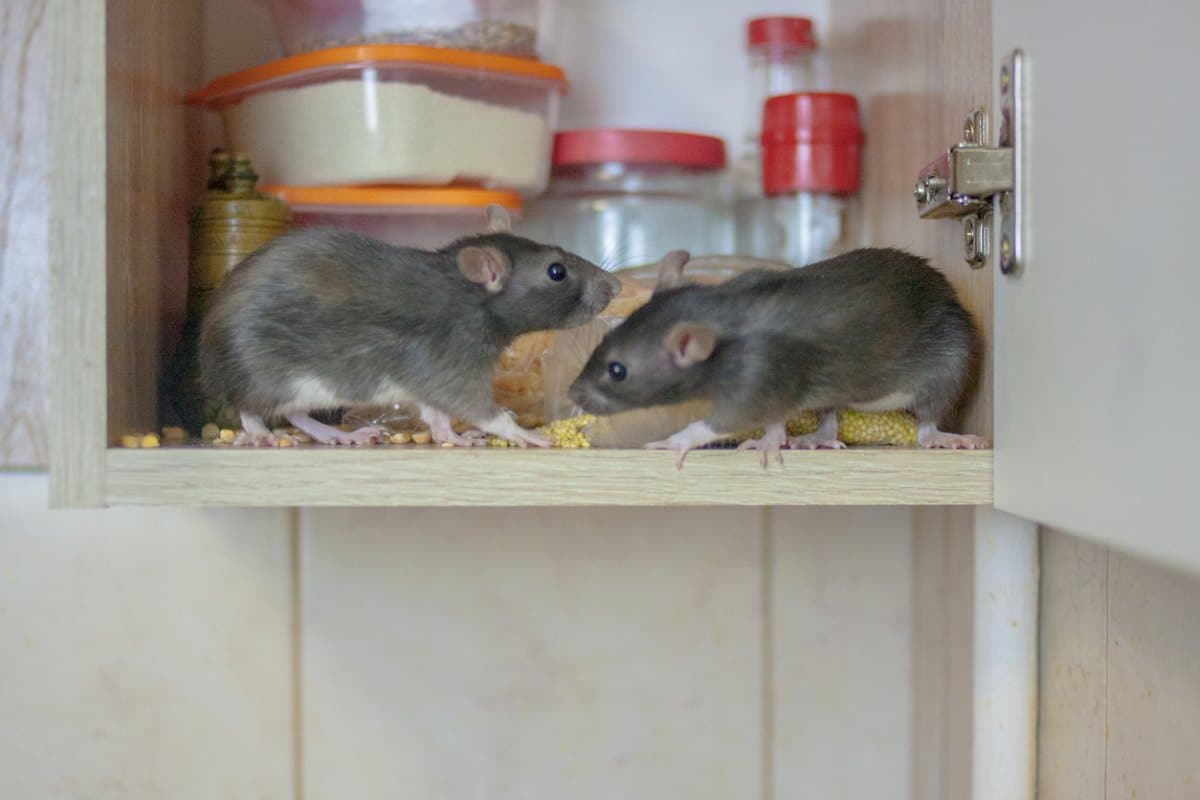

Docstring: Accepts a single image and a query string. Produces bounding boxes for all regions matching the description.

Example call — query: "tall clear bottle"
[734,17,815,195]
[734,17,815,261]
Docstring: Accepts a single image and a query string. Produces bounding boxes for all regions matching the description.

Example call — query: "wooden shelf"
[104,447,992,506]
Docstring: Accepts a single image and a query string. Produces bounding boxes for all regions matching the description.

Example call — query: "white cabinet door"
[992,2,1200,570]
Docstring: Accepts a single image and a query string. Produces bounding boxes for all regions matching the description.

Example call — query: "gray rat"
[200,205,620,447]
[568,248,987,466]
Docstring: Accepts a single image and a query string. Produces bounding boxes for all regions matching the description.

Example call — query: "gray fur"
[200,227,619,424]
[568,247,981,433]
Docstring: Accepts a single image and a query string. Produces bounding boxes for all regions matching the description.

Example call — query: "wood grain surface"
[0,0,49,467]
[105,447,993,507]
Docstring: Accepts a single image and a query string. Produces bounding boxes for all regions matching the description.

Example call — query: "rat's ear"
[653,250,691,294]
[663,321,716,367]
[457,246,511,294]
[485,204,512,233]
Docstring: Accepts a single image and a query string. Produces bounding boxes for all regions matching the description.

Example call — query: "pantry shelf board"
[104,447,992,507]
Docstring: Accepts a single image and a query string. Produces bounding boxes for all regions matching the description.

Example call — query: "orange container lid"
[262,185,524,212]
[187,45,568,107]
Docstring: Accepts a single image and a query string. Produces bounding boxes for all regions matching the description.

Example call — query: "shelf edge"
[105,447,993,507]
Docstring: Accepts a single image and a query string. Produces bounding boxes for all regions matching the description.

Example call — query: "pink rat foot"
[233,412,278,447]
[645,421,725,469]
[287,414,386,446]
[786,410,846,450]
[919,430,990,449]
[917,422,990,450]
[787,434,847,450]
[738,422,788,468]
[476,411,550,448]
[420,406,489,447]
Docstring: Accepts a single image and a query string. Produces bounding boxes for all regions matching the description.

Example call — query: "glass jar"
[738,92,862,267]
[521,129,732,269]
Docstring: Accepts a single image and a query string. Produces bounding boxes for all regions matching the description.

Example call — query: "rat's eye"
[607,361,627,382]
[547,262,567,282]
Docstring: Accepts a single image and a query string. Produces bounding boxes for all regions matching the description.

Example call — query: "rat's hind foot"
[738,422,788,468]
[786,410,846,450]
[420,406,488,447]
[233,412,278,447]
[288,414,386,446]
[477,411,550,448]
[917,422,990,450]
[646,420,725,469]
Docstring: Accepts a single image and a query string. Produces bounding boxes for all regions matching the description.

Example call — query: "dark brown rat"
[200,205,620,447]
[568,248,987,466]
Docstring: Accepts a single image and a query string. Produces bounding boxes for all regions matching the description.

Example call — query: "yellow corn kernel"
[201,423,220,440]
[161,426,187,443]
[218,428,236,443]
[728,409,917,447]
[838,409,917,446]
[119,434,141,448]
[536,413,596,448]
[389,432,411,445]
[411,430,432,445]
[140,433,160,448]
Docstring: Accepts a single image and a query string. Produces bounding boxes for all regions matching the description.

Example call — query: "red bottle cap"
[761,93,862,195]
[747,17,816,51]
[552,129,726,170]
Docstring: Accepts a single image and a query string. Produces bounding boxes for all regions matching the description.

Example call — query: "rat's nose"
[567,381,592,410]
[597,273,620,304]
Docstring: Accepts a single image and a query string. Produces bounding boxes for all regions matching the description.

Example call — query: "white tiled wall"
[299,507,765,800]
[771,508,914,800]
[0,474,295,799]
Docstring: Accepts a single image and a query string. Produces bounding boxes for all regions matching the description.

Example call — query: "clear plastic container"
[521,129,733,269]
[262,185,523,249]
[266,0,551,58]
[186,45,567,193]
[733,17,816,196]
[737,92,861,267]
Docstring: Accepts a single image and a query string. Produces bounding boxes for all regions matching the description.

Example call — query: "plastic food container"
[262,185,523,249]
[521,129,733,268]
[738,92,862,267]
[267,0,550,58]
[186,45,567,192]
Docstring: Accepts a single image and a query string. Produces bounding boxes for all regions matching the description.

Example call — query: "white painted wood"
[48,0,106,506]
[972,507,1038,800]
[992,1,1200,571]
[1036,530,1108,800]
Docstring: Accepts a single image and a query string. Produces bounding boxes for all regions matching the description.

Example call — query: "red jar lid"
[552,129,727,171]
[761,93,863,195]
[747,17,816,51]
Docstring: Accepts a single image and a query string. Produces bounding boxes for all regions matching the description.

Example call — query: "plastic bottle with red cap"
[749,92,864,267]
[735,16,817,195]
[733,16,864,268]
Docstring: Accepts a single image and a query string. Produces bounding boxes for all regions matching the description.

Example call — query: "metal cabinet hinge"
[914,50,1025,273]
